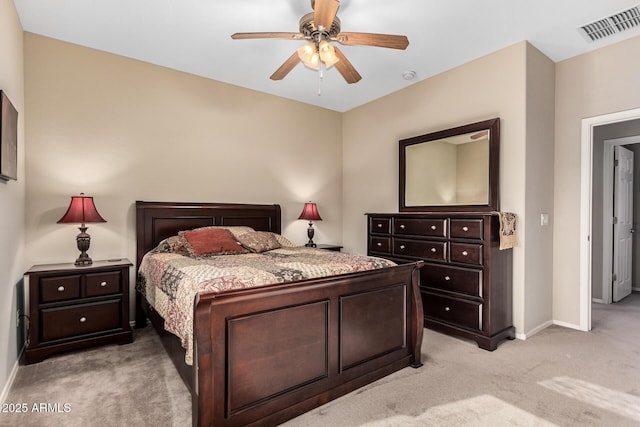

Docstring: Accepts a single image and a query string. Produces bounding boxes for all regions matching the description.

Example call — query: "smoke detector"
[579,5,640,42]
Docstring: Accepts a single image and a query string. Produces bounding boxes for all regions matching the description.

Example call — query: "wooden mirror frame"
[399,117,500,212]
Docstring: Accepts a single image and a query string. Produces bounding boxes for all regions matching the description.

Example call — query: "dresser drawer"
[450,219,483,240]
[421,263,482,297]
[40,300,122,342]
[370,217,391,234]
[394,218,447,238]
[422,292,482,331]
[86,271,121,297]
[450,243,483,266]
[394,239,446,262]
[40,275,81,303]
[369,236,391,254]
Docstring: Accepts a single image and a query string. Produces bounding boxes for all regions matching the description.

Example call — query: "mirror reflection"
[399,118,500,212]
[405,130,489,206]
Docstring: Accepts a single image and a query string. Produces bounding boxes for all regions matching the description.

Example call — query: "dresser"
[24,259,133,364]
[367,213,513,350]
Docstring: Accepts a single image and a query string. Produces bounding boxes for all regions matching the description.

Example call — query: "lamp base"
[305,222,317,247]
[75,226,93,266]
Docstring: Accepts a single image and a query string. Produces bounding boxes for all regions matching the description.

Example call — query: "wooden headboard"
[135,201,282,268]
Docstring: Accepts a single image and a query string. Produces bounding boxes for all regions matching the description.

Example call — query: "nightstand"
[24,259,133,364]
[315,244,343,252]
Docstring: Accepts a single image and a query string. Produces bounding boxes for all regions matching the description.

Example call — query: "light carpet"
[2,294,639,426]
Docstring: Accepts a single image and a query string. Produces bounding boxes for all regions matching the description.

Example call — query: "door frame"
[581,107,640,331]
[602,137,640,304]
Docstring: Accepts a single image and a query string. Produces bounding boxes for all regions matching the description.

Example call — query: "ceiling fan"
[231,0,409,84]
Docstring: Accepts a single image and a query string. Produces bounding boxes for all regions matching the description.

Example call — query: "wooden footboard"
[193,261,423,427]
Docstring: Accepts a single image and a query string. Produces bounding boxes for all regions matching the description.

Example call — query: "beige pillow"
[236,231,282,253]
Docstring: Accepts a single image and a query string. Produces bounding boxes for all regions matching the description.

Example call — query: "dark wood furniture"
[24,259,133,364]
[367,212,514,351]
[315,243,343,251]
[135,201,424,427]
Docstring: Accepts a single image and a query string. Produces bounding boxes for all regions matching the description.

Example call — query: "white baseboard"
[552,319,582,330]
[0,358,20,405]
[514,320,553,340]
[592,298,605,303]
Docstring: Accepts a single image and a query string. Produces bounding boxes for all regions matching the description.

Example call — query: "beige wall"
[523,43,555,333]
[342,42,531,334]
[554,35,640,326]
[0,0,25,401]
[23,34,343,315]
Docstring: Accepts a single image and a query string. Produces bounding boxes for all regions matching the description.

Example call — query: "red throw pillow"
[181,228,248,256]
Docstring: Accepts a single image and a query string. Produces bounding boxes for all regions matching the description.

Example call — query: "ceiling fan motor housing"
[299,12,341,41]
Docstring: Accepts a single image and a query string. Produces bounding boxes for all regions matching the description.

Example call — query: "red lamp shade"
[298,202,321,247]
[297,202,322,221]
[57,193,106,225]
[57,193,106,266]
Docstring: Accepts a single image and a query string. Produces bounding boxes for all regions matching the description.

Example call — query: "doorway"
[580,107,640,331]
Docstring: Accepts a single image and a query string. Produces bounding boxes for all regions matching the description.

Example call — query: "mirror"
[399,118,500,212]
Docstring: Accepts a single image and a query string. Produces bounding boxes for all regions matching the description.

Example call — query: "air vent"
[579,5,640,42]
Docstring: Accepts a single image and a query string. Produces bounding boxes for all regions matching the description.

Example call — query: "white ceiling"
[13,0,640,112]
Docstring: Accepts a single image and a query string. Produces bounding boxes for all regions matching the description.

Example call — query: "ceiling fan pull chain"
[318,62,324,96]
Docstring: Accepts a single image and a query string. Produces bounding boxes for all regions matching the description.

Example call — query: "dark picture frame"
[0,90,18,181]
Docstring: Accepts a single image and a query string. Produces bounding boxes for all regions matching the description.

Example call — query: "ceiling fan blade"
[270,52,301,81]
[333,47,361,84]
[231,32,305,41]
[314,0,340,31]
[335,32,409,50]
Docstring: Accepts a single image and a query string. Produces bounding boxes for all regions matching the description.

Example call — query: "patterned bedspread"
[137,246,396,365]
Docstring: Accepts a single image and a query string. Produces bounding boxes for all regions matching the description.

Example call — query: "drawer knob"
[377,223,382,228]
[377,242,382,247]
[430,248,437,253]
[400,224,406,229]
[100,281,108,287]
[462,250,469,256]
[462,226,469,232]
[57,286,65,292]
[431,225,436,230]
[444,307,450,312]
[79,317,87,323]
[400,245,405,249]
[444,276,451,281]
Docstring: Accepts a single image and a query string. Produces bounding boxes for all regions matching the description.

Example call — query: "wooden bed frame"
[135,201,424,426]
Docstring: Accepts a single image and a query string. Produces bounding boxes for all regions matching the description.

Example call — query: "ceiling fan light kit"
[231,0,409,85]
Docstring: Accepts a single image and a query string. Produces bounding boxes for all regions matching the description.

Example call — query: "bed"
[135,201,424,426]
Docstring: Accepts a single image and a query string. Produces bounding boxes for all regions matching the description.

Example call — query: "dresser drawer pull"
[400,245,405,249]
[462,250,469,256]
[57,286,65,292]
[100,281,108,287]
[462,226,469,232]
[444,276,451,281]
[376,242,382,246]
[444,307,450,312]
[431,248,437,253]
[400,224,406,229]
[377,223,382,228]
[431,225,436,230]
[79,317,87,323]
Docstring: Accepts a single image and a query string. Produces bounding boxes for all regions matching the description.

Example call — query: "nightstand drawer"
[40,300,121,342]
[40,275,81,303]
[86,271,121,297]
